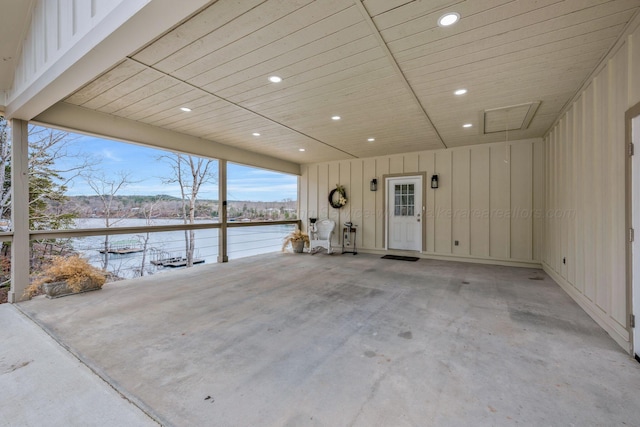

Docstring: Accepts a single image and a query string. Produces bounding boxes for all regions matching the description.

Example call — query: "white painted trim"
[6,0,211,120]
[218,160,228,263]
[354,247,542,269]
[9,119,30,303]
[543,262,632,353]
[33,102,300,176]
[385,175,423,252]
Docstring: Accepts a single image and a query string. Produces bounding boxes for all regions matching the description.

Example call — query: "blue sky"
[57,133,298,202]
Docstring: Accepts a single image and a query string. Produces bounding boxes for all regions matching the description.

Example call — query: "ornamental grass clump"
[26,255,106,297]
[282,229,310,252]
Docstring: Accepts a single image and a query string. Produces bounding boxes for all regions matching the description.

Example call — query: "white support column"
[9,119,30,303]
[218,160,228,263]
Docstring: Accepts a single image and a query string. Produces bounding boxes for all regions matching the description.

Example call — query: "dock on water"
[99,240,144,255]
[151,257,205,267]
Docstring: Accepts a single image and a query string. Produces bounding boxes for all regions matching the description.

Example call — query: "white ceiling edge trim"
[34,102,301,176]
[544,8,640,138]
[5,0,212,121]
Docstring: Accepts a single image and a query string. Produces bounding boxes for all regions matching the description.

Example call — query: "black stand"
[342,225,357,255]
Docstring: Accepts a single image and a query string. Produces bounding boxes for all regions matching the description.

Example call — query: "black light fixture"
[370,178,377,192]
[431,174,439,189]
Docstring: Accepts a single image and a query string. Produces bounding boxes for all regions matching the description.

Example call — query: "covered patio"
[12,252,640,426]
[3,2,640,425]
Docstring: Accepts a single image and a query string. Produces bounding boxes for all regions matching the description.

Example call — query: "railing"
[26,220,300,281]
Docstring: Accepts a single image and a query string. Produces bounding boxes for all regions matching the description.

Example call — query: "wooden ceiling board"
[61,0,640,163]
[369,0,463,30]
[318,121,439,146]
[401,32,620,97]
[97,75,180,115]
[139,94,224,126]
[242,63,397,114]
[199,21,374,97]
[389,1,632,70]
[267,114,431,152]
[430,82,580,124]
[408,46,613,97]
[398,19,626,77]
[206,36,382,103]
[362,0,423,18]
[200,130,348,164]
[348,136,442,157]
[225,50,389,107]
[150,0,314,75]
[184,4,363,89]
[258,88,417,128]
[314,132,443,156]
[143,94,229,126]
[163,104,249,134]
[420,59,601,107]
[78,67,167,111]
[111,84,205,119]
[65,59,145,106]
[131,0,252,65]
[442,101,574,147]
[380,0,545,45]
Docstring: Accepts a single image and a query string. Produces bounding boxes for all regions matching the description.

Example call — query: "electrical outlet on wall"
[454,240,459,246]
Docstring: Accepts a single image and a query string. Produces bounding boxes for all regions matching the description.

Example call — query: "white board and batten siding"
[543,20,640,352]
[300,138,545,266]
[10,0,128,98]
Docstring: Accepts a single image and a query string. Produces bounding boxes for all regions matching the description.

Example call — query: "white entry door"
[387,176,422,251]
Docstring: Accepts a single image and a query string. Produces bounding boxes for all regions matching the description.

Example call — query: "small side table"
[342,225,357,255]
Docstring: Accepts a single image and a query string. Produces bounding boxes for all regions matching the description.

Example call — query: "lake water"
[71,218,295,279]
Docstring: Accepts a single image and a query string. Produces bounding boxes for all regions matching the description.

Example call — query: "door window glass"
[394,184,415,216]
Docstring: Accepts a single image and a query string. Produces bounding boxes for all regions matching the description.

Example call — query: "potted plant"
[282,229,310,253]
[26,255,107,299]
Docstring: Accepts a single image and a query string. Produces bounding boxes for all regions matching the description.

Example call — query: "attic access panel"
[482,102,541,134]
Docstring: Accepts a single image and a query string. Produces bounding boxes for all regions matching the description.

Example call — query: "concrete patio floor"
[15,252,640,426]
[0,304,157,427]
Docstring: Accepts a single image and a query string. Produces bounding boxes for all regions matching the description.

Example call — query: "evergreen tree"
[0,119,90,231]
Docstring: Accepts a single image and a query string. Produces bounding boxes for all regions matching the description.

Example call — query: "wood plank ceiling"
[64,0,640,164]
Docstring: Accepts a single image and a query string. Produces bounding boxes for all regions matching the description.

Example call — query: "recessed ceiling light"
[268,75,282,83]
[438,12,460,27]
[454,89,467,95]
[299,148,306,152]
[332,115,341,121]
[367,138,375,142]
[252,132,260,136]
[180,107,192,112]
[463,123,473,128]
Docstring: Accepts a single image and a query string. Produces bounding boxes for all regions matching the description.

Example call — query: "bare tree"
[161,154,216,267]
[135,198,161,277]
[84,171,135,271]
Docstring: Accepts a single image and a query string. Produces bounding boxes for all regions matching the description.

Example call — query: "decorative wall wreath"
[329,184,347,209]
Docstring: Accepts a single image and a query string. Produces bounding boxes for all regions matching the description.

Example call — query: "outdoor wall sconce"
[370,178,378,192]
[431,174,439,189]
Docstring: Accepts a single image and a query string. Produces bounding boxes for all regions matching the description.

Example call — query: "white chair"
[309,219,335,254]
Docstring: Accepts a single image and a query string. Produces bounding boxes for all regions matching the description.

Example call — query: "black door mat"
[381,255,420,261]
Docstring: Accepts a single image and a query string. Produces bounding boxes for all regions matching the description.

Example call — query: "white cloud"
[100,149,122,162]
